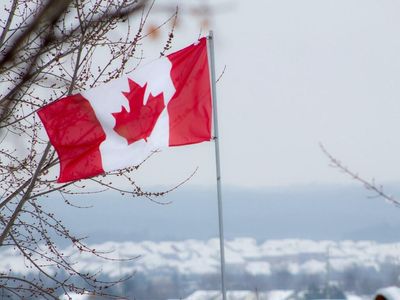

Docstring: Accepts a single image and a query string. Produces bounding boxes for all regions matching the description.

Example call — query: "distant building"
[183,289,293,300]
[59,293,91,300]
[58,293,126,300]
[284,284,346,300]
[374,286,400,300]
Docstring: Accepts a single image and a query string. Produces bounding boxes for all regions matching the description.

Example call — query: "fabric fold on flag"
[38,37,212,183]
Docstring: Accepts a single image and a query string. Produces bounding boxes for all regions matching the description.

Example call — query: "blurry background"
[52,0,400,243]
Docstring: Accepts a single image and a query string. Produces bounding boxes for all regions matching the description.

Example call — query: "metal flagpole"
[207,30,227,300]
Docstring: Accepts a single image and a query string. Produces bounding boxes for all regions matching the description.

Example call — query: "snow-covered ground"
[2,238,400,276]
[183,290,370,300]
[57,290,369,300]
[3,238,395,277]
[184,289,294,300]
[3,238,400,299]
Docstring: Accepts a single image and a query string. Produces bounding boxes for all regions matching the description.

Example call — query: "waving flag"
[38,38,212,182]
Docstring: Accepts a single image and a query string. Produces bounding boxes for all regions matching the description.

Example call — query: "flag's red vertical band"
[167,38,212,146]
[38,94,106,182]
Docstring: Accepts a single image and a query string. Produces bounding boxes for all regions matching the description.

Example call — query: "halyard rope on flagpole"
[207,30,227,300]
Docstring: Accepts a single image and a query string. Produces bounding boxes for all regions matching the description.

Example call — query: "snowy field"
[2,238,400,299]
[1,238,394,277]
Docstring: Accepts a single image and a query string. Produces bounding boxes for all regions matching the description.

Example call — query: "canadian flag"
[38,38,212,183]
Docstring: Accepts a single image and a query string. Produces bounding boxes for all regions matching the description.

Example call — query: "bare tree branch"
[0,0,184,298]
[320,143,400,206]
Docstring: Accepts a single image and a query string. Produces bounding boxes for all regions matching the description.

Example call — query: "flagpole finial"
[208,30,214,40]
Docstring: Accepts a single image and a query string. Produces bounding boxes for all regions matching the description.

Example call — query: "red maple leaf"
[112,79,165,145]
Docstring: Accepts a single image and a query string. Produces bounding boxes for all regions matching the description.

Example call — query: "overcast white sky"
[41,0,396,193]
[127,0,400,190]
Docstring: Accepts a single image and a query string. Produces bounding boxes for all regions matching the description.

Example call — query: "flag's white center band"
[83,57,176,171]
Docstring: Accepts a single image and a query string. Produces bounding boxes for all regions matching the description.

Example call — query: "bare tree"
[0,0,180,298]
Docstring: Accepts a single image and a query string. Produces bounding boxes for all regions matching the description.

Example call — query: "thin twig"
[320,143,400,206]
